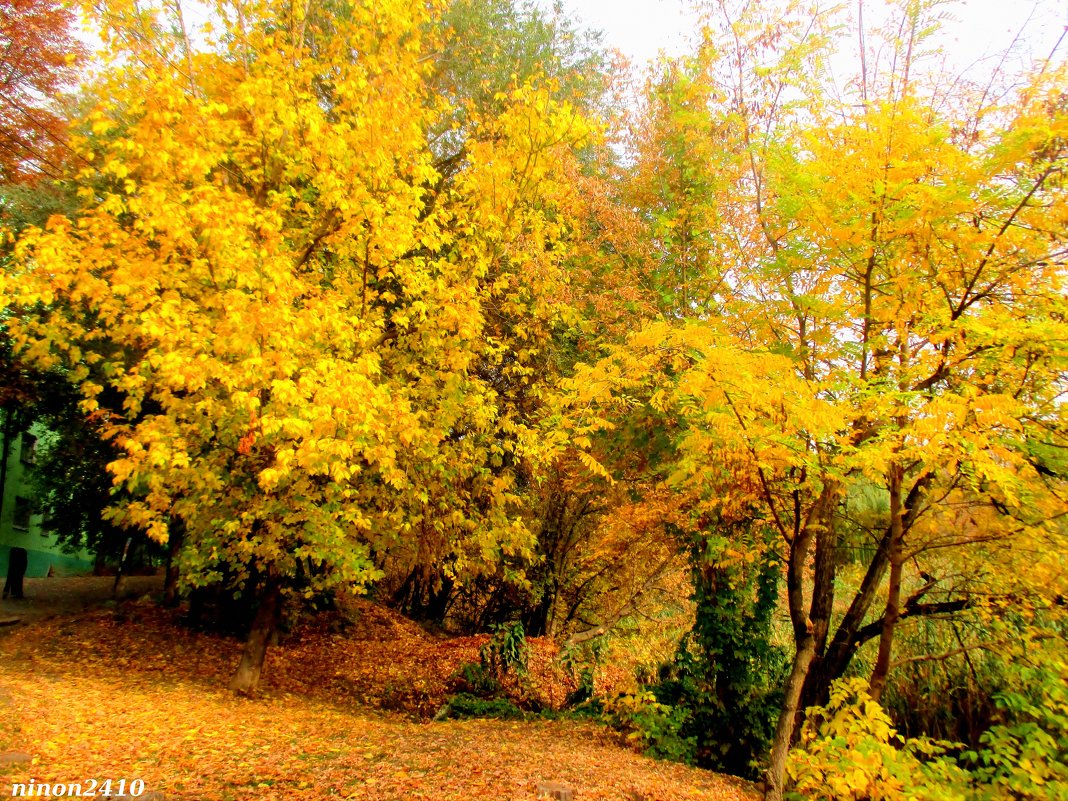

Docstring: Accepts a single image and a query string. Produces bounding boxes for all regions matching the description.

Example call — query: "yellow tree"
[571,0,1067,796]
[2,0,591,691]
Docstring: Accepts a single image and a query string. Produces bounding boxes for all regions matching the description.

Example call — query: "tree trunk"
[868,463,904,701]
[163,519,184,606]
[798,471,932,713]
[793,503,839,740]
[112,536,132,597]
[800,526,891,712]
[765,632,816,801]
[524,573,557,638]
[229,577,282,694]
[765,483,838,801]
[392,565,452,622]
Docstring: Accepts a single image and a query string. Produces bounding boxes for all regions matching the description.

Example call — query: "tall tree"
[0,0,85,182]
[3,0,592,692]
[381,0,615,624]
[567,1,1067,797]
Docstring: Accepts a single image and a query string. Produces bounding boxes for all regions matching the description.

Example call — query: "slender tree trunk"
[112,536,132,597]
[793,506,839,740]
[229,577,282,694]
[869,463,904,700]
[801,526,891,711]
[800,472,932,711]
[163,518,184,606]
[765,632,816,801]
[765,484,838,801]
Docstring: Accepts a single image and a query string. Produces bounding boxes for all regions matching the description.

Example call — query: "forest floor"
[0,575,164,623]
[0,587,759,801]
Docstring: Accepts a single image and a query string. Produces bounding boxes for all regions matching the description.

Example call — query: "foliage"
[564,664,596,707]
[450,659,502,698]
[786,679,972,801]
[561,1,1068,796]
[480,620,531,678]
[450,621,547,712]
[25,381,137,562]
[602,690,697,764]
[0,0,1064,792]
[441,692,525,720]
[788,654,1068,801]
[0,0,86,182]
[1,0,595,688]
[656,542,786,777]
[436,0,607,121]
[965,645,1068,800]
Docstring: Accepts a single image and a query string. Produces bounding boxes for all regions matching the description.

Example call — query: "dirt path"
[0,575,163,624]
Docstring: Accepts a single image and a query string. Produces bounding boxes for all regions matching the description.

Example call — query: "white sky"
[553,0,1067,75]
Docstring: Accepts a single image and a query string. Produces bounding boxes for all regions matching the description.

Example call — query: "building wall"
[0,417,94,578]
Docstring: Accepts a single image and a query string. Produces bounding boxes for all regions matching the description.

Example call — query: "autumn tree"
[0,0,87,546]
[567,0,1067,796]
[2,0,593,692]
[0,0,85,182]
[380,0,616,625]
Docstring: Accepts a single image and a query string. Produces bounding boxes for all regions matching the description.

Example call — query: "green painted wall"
[0,415,93,578]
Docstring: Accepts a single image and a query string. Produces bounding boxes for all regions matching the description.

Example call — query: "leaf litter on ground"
[0,596,758,801]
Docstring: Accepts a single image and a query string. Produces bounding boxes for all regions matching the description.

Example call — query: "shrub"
[653,549,786,777]
[964,655,1068,801]
[480,620,530,678]
[441,692,525,720]
[603,691,697,764]
[450,660,502,698]
[786,678,971,801]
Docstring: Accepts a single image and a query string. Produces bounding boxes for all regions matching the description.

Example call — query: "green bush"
[450,621,530,701]
[964,655,1068,801]
[654,547,785,777]
[789,641,1068,801]
[451,660,502,698]
[442,692,525,720]
[480,620,530,678]
[603,691,697,764]
[786,678,971,801]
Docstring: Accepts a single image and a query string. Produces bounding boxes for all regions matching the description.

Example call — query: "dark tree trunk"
[765,483,838,801]
[4,547,27,600]
[792,499,840,740]
[800,525,891,712]
[112,536,132,597]
[163,519,184,606]
[393,565,453,624]
[523,573,557,638]
[798,472,931,713]
[229,577,282,694]
[869,463,905,700]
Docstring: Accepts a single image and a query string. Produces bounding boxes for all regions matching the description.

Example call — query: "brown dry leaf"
[0,601,759,801]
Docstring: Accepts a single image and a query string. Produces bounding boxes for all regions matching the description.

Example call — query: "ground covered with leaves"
[0,596,757,800]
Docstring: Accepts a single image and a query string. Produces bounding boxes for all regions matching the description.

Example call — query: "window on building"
[19,433,37,465]
[13,496,32,529]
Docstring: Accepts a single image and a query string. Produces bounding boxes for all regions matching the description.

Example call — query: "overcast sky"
[552,0,1067,75]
